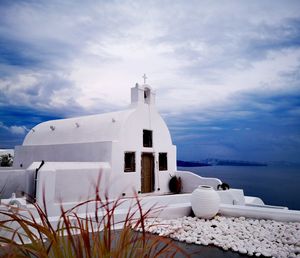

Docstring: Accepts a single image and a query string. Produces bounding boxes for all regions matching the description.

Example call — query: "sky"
[0,0,300,163]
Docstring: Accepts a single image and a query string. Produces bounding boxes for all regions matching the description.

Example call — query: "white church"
[13,83,176,196]
[2,82,198,217]
[1,81,299,223]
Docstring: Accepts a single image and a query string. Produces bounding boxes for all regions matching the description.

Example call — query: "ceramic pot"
[191,185,220,219]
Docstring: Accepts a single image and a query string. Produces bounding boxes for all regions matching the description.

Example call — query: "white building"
[3,84,179,211]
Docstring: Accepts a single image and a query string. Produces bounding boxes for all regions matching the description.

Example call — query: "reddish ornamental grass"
[0,182,189,258]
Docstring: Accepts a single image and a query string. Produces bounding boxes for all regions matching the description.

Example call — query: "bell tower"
[130,75,156,106]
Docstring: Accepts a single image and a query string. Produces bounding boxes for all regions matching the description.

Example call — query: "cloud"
[0,1,300,161]
[0,122,28,135]
[10,125,28,135]
[172,92,300,162]
[1,1,299,114]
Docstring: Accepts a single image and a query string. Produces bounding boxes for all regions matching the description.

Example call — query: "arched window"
[144,88,151,104]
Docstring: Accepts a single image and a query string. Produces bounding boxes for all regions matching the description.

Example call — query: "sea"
[178,165,300,210]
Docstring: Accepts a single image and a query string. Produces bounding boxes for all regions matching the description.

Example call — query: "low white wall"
[217,189,245,205]
[219,204,300,222]
[175,170,222,192]
[0,168,28,198]
[34,162,112,216]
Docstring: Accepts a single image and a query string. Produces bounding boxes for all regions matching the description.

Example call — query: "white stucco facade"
[11,83,177,202]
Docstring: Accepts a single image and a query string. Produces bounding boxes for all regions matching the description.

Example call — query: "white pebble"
[132,215,300,258]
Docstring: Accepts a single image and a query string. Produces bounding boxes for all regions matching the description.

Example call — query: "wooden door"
[141,153,154,193]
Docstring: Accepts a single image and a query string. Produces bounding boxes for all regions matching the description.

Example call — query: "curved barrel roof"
[23,109,135,146]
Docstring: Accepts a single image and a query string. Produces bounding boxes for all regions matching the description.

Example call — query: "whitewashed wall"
[8,84,177,202]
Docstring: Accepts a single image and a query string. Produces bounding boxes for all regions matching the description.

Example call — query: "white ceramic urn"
[191,185,220,219]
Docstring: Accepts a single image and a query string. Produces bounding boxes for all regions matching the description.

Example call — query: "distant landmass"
[177,160,211,167]
[268,161,300,167]
[177,159,268,167]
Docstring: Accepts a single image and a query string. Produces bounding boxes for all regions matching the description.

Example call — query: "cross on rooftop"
[143,74,147,84]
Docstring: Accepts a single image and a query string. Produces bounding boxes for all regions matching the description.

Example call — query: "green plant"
[0,154,13,167]
[0,183,189,257]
